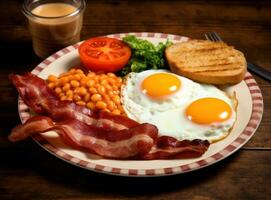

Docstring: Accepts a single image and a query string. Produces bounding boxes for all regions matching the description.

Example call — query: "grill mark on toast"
[180,58,239,68]
[190,66,242,73]
[194,67,243,74]
[181,61,243,70]
[178,46,229,53]
[179,47,237,58]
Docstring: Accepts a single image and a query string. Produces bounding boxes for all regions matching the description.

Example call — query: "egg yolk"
[186,97,232,124]
[141,73,181,97]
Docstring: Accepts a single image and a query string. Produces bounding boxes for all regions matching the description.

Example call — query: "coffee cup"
[22,0,85,58]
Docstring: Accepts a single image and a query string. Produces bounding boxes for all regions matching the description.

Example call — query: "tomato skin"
[78,37,131,73]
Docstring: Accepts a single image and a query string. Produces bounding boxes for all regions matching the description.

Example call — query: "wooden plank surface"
[0,146,270,200]
[0,0,270,199]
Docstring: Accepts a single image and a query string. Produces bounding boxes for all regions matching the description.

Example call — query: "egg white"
[121,70,237,143]
[121,70,196,112]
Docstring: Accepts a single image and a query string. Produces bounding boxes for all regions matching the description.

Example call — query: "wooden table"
[1,0,270,199]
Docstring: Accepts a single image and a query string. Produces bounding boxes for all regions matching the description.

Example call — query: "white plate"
[18,32,263,177]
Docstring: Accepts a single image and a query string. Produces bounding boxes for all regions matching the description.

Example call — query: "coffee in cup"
[22,0,85,58]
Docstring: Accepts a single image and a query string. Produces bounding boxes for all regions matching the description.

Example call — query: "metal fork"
[205,32,271,82]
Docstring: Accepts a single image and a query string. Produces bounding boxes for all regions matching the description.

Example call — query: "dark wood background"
[0,0,270,199]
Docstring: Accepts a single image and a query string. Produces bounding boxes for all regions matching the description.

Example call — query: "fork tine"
[205,32,216,42]
[204,33,212,41]
[205,32,213,41]
[210,32,219,42]
[213,32,223,42]
[205,32,223,42]
[210,33,217,41]
[208,32,217,41]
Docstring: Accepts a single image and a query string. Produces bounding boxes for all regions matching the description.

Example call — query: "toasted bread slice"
[165,39,247,85]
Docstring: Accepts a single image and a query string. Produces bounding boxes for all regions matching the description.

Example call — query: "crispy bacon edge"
[140,136,210,160]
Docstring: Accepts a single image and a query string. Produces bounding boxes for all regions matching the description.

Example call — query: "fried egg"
[121,70,237,143]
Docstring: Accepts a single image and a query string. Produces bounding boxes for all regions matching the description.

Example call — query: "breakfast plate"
[18,32,263,176]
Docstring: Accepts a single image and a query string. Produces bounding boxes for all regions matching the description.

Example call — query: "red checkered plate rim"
[17,32,263,177]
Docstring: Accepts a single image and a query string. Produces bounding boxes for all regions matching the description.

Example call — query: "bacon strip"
[10,73,136,130]
[9,73,210,160]
[10,73,58,115]
[8,116,54,142]
[9,116,158,159]
[9,115,209,159]
[50,120,158,158]
[140,136,210,159]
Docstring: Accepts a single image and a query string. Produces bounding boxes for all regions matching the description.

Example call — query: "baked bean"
[78,87,87,96]
[54,87,62,94]
[48,75,58,82]
[96,101,107,110]
[70,80,80,88]
[89,87,98,94]
[91,94,102,102]
[87,102,95,110]
[62,83,71,91]
[48,82,55,89]
[76,101,86,106]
